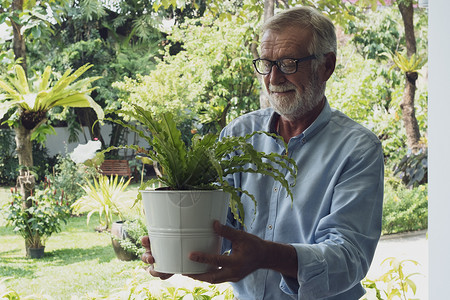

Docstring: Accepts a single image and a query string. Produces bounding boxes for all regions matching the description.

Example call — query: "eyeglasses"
[252,55,317,75]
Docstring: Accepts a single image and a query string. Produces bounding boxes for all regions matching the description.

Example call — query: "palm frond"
[391,51,427,73]
[12,64,30,95]
[0,63,103,125]
[38,66,52,92]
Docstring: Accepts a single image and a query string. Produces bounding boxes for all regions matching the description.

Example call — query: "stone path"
[366,230,428,299]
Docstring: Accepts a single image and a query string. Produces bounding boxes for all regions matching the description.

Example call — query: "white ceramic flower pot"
[140,189,230,274]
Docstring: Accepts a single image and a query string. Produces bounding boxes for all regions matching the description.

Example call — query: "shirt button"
[268,225,273,230]
[273,187,278,192]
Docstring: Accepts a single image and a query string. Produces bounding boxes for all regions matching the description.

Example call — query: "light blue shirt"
[219,100,384,300]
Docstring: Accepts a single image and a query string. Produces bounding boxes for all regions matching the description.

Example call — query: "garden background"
[0,0,429,299]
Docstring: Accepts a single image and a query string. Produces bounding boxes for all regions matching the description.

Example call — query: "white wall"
[44,125,148,158]
[428,0,450,298]
[45,126,108,156]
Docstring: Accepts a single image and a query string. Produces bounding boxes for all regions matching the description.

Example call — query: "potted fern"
[104,105,297,274]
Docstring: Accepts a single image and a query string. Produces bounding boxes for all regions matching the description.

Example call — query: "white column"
[428,0,450,298]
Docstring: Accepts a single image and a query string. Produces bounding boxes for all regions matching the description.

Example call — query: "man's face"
[260,27,326,121]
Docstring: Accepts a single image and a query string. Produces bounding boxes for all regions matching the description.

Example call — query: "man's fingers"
[141,236,154,265]
[187,266,240,284]
[189,251,233,268]
[142,251,155,264]
[188,268,222,283]
[141,236,150,249]
[148,265,173,280]
[213,220,241,241]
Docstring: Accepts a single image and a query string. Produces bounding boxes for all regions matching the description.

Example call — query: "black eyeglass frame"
[252,55,317,75]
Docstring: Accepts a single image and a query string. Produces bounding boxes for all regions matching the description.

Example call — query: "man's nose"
[268,65,286,85]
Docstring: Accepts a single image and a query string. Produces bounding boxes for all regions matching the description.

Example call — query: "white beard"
[267,74,325,121]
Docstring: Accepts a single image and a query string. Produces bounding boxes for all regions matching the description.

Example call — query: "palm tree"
[0,63,104,208]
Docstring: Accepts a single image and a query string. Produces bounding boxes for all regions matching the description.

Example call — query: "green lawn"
[0,183,152,299]
[0,213,152,299]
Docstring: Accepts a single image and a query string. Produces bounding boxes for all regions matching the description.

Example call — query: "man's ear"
[320,52,336,82]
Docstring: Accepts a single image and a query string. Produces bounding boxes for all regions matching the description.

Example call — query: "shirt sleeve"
[280,141,384,299]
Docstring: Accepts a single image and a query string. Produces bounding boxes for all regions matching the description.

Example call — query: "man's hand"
[141,236,173,280]
[187,221,298,284]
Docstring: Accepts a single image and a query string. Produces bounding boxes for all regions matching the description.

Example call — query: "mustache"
[269,83,297,93]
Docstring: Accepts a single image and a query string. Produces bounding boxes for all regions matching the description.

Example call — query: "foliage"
[346,7,404,61]
[168,14,260,129]
[43,0,165,145]
[71,175,132,230]
[151,0,354,27]
[391,51,427,73]
[393,146,427,188]
[329,6,428,163]
[0,63,104,129]
[0,130,55,185]
[104,105,297,224]
[113,13,260,134]
[346,3,428,62]
[0,277,20,300]
[0,129,18,185]
[382,183,427,235]
[333,5,428,163]
[51,38,159,111]
[70,267,234,300]
[31,142,56,182]
[45,153,99,205]
[362,258,422,300]
[110,218,147,257]
[1,183,71,248]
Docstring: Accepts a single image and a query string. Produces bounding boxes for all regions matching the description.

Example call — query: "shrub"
[382,183,428,235]
[46,154,99,206]
[71,175,133,230]
[362,258,422,300]
[84,267,234,300]
[393,147,428,188]
[0,277,20,300]
[32,143,56,182]
[2,184,71,249]
[0,129,18,185]
[112,217,147,257]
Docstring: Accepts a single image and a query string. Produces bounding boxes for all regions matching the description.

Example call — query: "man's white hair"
[261,6,337,69]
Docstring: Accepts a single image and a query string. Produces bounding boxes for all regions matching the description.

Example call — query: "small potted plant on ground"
[70,140,142,260]
[71,173,140,260]
[71,174,132,232]
[2,181,71,258]
[104,105,297,273]
[110,216,148,260]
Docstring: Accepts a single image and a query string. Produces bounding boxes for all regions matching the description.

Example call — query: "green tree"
[395,0,426,153]
[332,4,427,164]
[1,0,169,158]
[40,0,165,147]
[0,63,103,242]
[350,0,427,153]
[114,13,260,133]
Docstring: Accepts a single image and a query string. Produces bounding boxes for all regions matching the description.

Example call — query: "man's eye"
[281,60,296,68]
[261,61,272,69]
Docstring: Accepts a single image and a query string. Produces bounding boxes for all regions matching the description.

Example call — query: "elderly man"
[142,6,384,300]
